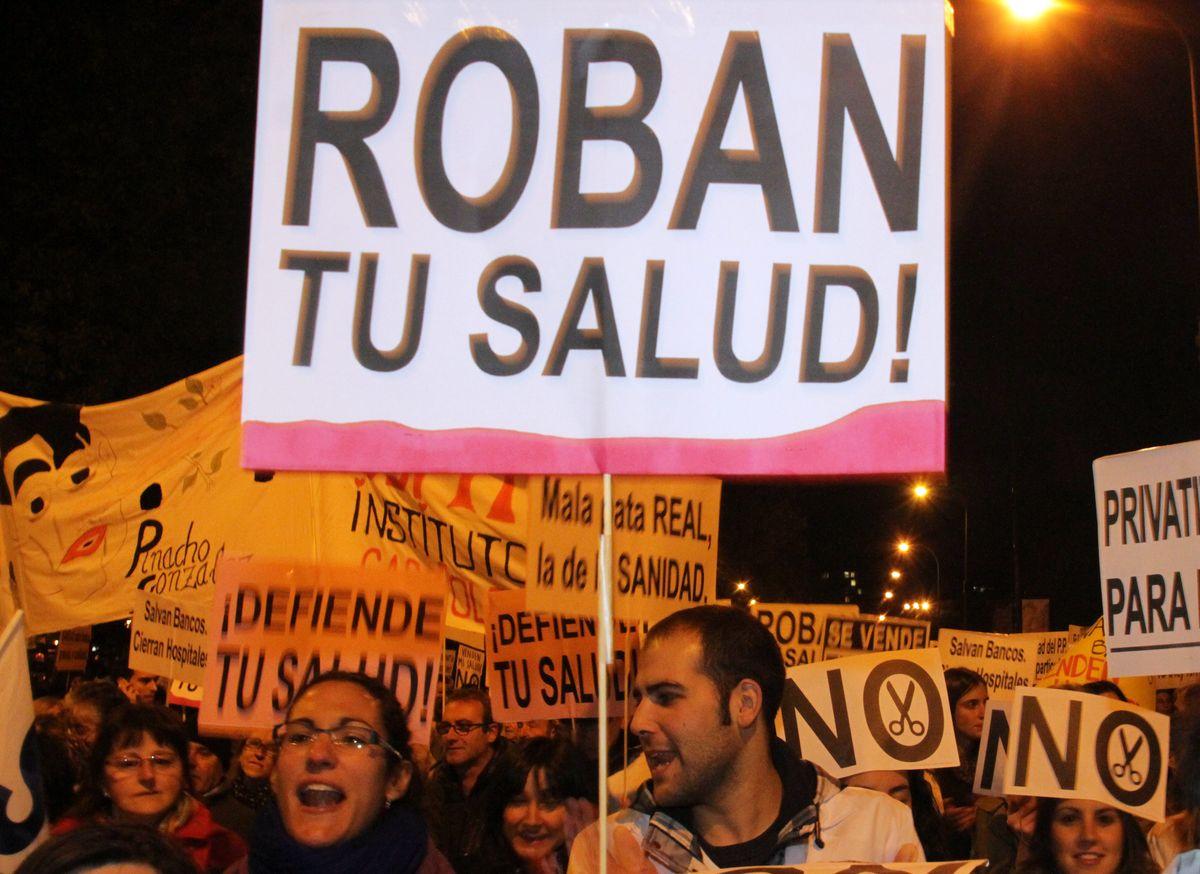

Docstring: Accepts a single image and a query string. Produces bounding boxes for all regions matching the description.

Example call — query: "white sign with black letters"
[1094,439,1200,677]
[775,647,957,778]
[1002,687,1169,821]
[973,699,1012,797]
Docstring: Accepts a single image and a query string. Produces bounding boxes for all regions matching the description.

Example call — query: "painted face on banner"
[954,684,989,741]
[1050,799,1125,874]
[630,631,741,807]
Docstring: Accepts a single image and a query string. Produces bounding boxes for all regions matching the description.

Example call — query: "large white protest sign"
[940,628,1067,700]
[1094,439,1200,676]
[754,602,858,666]
[973,700,1012,797]
[775,647,957,778]
[241,0,948,476]
[822,614,930,659]
[1002,687,1170,821]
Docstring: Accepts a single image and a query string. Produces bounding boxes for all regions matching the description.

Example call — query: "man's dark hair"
[1081,679,1130,702]
[646,605,785,726]
[0,404,90,505]
[65,679,127,722]
[446,685,495,726]
[15,822,198,874]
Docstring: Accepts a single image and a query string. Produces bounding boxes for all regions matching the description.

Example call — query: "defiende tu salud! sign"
[241,0,948,475]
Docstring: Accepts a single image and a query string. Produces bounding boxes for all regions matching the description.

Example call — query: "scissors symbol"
[1112,729,1143,785]
[886,681,926,737]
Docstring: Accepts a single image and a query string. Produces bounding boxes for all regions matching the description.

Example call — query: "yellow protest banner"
[0,359,526,634]
[1037,618,1154,708]
[525,475,720,621]
[487,590,639,722]
[753,602,859,666]
[128,592,209,685]
[198,559,446,743]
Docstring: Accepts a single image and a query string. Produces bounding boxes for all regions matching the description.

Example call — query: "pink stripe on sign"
[241,400,945,476]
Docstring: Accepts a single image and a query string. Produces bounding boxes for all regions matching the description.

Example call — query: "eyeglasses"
[242,738,277,755]
[273,720,401,758]
[105,754,181,775]
[435,721,488,736]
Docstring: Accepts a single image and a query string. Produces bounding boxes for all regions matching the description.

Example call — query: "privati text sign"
[1093,439,1200,676]
[241,0,948,475]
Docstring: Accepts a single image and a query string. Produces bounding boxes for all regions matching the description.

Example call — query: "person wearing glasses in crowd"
[208,728,278,841]
[52,704,247,873]
[429,685,508,866]
[237,670,452,874]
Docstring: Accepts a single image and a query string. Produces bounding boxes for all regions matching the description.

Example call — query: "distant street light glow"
[921,600,931,611]
[890,569,902,581]
[735,580,747,592]
[896,540,911,554]
[912,483,930,500]
[1006,0,1055,21]
[884,590,894,600]
[748,597,758,606]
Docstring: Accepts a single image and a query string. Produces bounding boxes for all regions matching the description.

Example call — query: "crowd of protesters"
[17,605,1200,874]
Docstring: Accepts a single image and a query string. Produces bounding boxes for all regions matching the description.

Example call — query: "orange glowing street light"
[1005,0,1056,21]
[884,590,895,600]
[735,580,748,592]
[890,569,902,580]
[896,539,911,554]
[911,483,930,501]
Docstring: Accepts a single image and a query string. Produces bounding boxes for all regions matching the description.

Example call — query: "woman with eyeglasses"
[208,728,278,841]
[239,670,454,874]
[51,704,247,873]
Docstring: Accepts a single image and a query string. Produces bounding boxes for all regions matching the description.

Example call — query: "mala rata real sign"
[241,0,949,476]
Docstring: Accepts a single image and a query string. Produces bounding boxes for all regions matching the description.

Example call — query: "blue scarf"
[249,801,428,874]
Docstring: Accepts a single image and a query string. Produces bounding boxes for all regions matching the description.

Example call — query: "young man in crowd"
[428,685,507,865]
[117,668,160,705]
[569,605,923,873]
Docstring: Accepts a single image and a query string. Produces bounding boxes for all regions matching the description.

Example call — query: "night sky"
[4,1,1198,632]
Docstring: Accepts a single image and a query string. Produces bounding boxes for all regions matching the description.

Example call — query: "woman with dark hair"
[16,822,198,874]
[52,704,246,873]
[842,770,951,861]
[240,669,452,874]
[933,667,989,858]
[462,736,597,874]
[1010,797,1156,874]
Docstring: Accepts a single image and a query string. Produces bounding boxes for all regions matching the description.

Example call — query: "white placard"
[775,646,957,778]
[1094,440,1200,676]
[973,699,1011,796]
[1002,687,1169,821]
[940,628,1067,700]
[241,0,948,476]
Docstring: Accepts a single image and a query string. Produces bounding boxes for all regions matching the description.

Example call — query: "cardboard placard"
[167,679,203,709]
[54,626,92,672]
[525,476,719,620]
[129,592,209,685]
[973,700,1012,797]
[775,647,958,778]
[486,590,638,721]
[939,628,1067,700]
[1094,439,1200,676]
[199,560,445,744]
[1002,687,1170,821]
[240,0,949,477]
[822,614,930,659]
[753,603,859,666]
